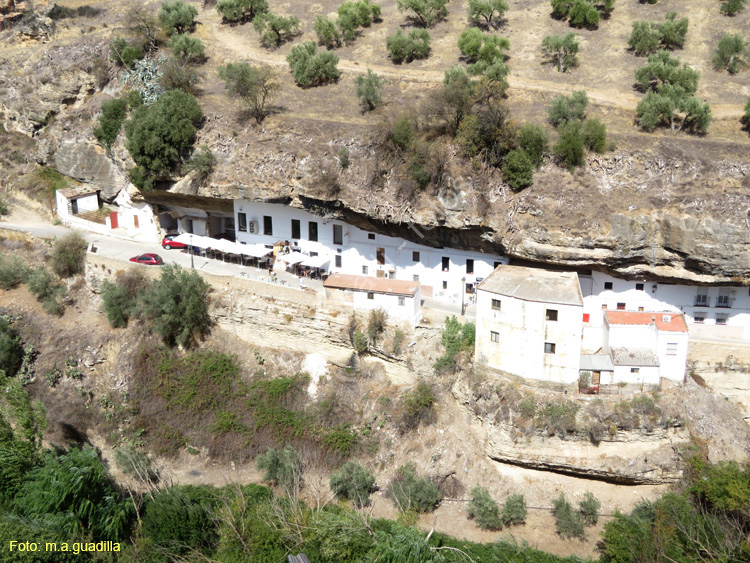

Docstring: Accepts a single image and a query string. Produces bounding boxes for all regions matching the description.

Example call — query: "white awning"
[172,233,212,248]
[238,244,271,258]
[279,252,306,265]
[301,255,331,269]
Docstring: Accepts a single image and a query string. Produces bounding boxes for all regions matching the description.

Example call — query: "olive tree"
[253,13,300,47]
[218,62,279,123]
[287,42,341,87]
[713,34,748,74]
[355,69,383,110]
[396,0,448,27]
[158,1,198,36]
[216,0,269,22]
[541,33,579,72]
[468,0,508,28]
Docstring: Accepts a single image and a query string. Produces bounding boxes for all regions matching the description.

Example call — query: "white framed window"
[490,331,500,343]
[238,212,247,232]
[491,299,501,310]
[695,293,708,306]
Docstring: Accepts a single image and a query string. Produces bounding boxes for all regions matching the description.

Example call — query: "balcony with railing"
[694,296,709,307]
[716,295,732,309]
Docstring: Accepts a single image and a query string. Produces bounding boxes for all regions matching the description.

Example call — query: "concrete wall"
[604,365,661,387]
[233,200,507,303]
[56,191,98,217]
[655,331,688,382]
[475,290,582,384]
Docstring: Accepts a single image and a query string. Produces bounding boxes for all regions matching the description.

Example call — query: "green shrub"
[124,89,203,189]
[121,45,144,68]
[744,98,750,126]
[658,12,688,50]
[628,20,661,56]
[713,34,747,74]
[541,32,579,72]
[367,307,387,344]
[216,0,269,22]
[458,28,483,60]
[109,36,128,65]
[552,494,586,539]
[386,29,430,63]
[183,146,216,184]
[553,122,585,168]
[390,115,416,150]
[169,33,205,61]
[114,444,158,483]
[568,0,600,28]
[142,485,218,557]
[102,280,135,328]
[518,123,548,167]
[396,0,448,27]
[0,316,23,376]
[48,4,103,19]
[135,264,211,347]
[218,62,279,124]
[287,42,341,87]
[0,255,29,290]
[94,98,128,150]
[330,461,376,506]
[314,15,341,48]
[468,0,508,28]
[355,69,383,110]
[388,463,442,513]
[51,232,87,278]
[548,90,588,127]
[158,0,198,35]
[579,491,601,525]
[392,328,405,355]
[338,0,381,42]
[0,198,8,216]
[26,268,63,304]
[353,331,368,355]
[256,445,301,489]
[581,117,607,153]
[721,0,745,16]
[160,57,203,94]
[433,316,475,374]
[502,149,534,191]
[502,493,528,526]
[401,381,437,430]
[467,486,503,530]
[253,13,301,47]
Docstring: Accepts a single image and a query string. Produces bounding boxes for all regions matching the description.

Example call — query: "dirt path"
[201,10,745,120]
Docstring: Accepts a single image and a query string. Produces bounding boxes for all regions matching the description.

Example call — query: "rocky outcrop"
[52,140,130,201]
[452,378,689,485]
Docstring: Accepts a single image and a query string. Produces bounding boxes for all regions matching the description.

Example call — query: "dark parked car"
[129,253,163,265]
[162,234,188,250]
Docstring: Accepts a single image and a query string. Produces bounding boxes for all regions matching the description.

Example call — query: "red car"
[161,234,188,250]
[130,253,163,265]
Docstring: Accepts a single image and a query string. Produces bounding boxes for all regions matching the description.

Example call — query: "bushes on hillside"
[169,33,205,62]
[330,461,376,506]
[396,0,448,27]
[216,0,269,22]
[256,445,301,489]
[355,69,383,110]
[433,316,475,373]
[386,29,431,63]
[158,0,198,36]
[287,42,341,87]
[628,12,688,55]
[387,462,442,513]
[0,316,23,377]
[94,98,128,150]
[26,268,65,315]
[50,232,87,278]
[400,381,437,431]
[0,255,29,290]
[502,493,528,526]
[552,494,586,539]
[253,13,301,47]
[467,486,503,530]
[124,89,203,190]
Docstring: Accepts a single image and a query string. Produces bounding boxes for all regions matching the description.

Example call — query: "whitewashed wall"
[475,290,582,384]
[603,365,661,386]
[233,200,507,302]
[326,287,421,325]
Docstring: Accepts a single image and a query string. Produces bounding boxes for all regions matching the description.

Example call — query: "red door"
[109,212,118,229]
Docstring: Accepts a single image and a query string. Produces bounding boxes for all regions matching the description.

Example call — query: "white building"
[232,199,507,303]
[580,271,750,341]
[602,310,689,384]
[323,273,422,325]
[56,186,100,218]
[475,266,584,385]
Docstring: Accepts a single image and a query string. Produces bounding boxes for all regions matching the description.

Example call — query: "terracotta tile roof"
[324,274,420,296]
[58,185,99,199]
[604,311,688,333]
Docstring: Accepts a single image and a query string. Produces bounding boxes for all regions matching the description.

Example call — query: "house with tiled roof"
[323,273,422,324]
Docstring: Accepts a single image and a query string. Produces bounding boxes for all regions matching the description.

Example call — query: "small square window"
[636,283,644,291]
[546,309,558,321]
[544,342,556,354]
[617,303,626,310]
[412,251,420,261]
[413,275,419,282]
[442,281,448,290]
[335,255,342,268]
[601,304,608,310]
[716,314,728,325]
[398,296,405,306]
[362,265,368,275]
[367,292,374,300]
[631,367,640,374]
[604,282,613,290]
[368,233,375,240]
[491,299,501,310]
[693,314,705,323]
[490,331,500,343]
[638,306,644,312]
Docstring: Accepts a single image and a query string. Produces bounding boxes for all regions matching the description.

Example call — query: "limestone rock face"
[52,140,131,201]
